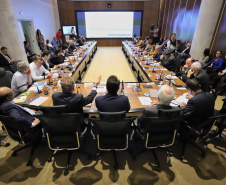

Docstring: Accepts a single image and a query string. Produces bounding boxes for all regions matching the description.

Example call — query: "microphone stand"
[119,80,125,95]
[33,83,42,94]
[136,82,141,92]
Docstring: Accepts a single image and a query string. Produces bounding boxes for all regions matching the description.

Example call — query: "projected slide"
[77,11,142,38]
[85,12,133,38]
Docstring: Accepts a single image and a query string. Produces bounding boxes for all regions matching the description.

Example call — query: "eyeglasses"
[216,53,221,54]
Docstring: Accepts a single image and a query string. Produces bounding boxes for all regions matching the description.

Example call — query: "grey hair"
[191,62,201,71]
[158,85,175,106]
[17,61,29,73]
[155,45,162,50]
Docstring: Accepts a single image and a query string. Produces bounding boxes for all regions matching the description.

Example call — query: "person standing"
[36,29,45,52]
[56,29,63,46]
[152,25,159,44]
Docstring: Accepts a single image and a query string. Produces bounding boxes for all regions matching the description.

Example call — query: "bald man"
[0,87,40,134]
[138,85,179,128]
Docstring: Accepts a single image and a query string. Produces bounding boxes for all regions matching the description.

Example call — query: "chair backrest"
[36,113,81,150]
[99,111,126,122]
[196,114,226,139]
[90,117,135,150]
[143,108,184,148]
[0,115,25,145]
[37,105,67,114]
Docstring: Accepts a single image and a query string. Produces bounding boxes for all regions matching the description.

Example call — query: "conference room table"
[17,41,188,115]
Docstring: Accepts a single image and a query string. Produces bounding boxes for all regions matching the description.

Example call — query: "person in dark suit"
[52,76,101,126]
[180,79,215,129]
[95,75,130,112]
[24,41,36,63]
[77,35,84,46]
[68,40,77,52]
[0,47,15,73]
[49,48,65,66]
[138,85,178,127]
[62,44,74,57]
[159,50,176,71]
[41,51,53,71]
[189,62,210,92]
[0,87,41,135]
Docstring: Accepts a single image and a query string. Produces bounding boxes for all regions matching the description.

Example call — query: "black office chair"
[205,99,226,147]
[36,113,82,176]
[135,108,183,171]
[0,115,42,166]
[89,115,135,169]
[180,114,226,160]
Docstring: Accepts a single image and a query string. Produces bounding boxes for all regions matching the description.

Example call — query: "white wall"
[12,0,60,46]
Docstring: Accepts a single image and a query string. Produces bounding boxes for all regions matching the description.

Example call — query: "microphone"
[119,80,125,95]
[33,83,42,94]
[47,78,53,85]
[137,82,141,92]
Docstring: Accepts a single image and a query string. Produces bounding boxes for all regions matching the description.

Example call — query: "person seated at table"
[95,75,130,112]
[149,45,156,57]
[42,51,53,71]
[199,48,211,63]
[29,56,52,81]
[62,44,74,58]
[180,79,215,129]
[24,41,36,63]
[49,48,65,66]
[51,37,59,48]
[159,50,176,71]
[52,76,101,127]
[206,50,224,79]
[189,62,210,92]
[152,45,162,61]
[137,37,144,47]
[137,85,178,130]
[46,39,56,52]
[68,40,77,52]
[175,57,195,82]
[11,61,32,96]
[0,87,41,135]
[81,36,86,43]
[77,35,84,46]
[140,36,149,49]
[0,47,15,73]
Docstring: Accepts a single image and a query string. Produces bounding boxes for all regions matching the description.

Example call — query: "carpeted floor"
[82,47,137,83]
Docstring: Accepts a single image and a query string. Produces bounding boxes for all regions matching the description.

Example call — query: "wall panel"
[57,0,160,46]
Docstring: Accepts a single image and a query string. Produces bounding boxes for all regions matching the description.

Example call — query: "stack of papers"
[28,81,46,91]
[29,97,49,106]
[96,86,106,93]
[138,96,152,105]
[13,96,27,103]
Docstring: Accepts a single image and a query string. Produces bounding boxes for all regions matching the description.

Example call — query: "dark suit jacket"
[190,69,210,92]
[95,93,130,112]
[160,54,176,71]
[52,89,97,116]
[0,102,34,133]
[153,51,162,62]
[68,44,77,52]
[77,39,84,46]
[138,104,179,126]
[180,91,215,129]
[0,53,13,72]
[49,54,65,66]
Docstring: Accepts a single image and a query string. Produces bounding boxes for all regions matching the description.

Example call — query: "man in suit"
[52,76,101,127]
[0,47,15,73]
[24,41,36,63]
[138,85,178,127]
[0,87,41,135]
[189,62,210,92]
[159,50,176,71]
[49,48,65,66]
[180,79,215,129]
[77,35,84,46]
[41,51,53,71]
[95,75,130,112]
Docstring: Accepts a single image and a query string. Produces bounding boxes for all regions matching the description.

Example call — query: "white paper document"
[29,97,49,106]
[149,89,158,97]
[84,83,94,86]
[176,87,187,90]
[175,95,189,104]
[127,83,137,87]
[96,86,106,93]
[138,96,152,105]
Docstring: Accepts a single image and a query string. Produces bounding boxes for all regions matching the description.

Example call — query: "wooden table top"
[17,41,188,113]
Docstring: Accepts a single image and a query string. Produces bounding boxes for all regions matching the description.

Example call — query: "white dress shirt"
[167,40,176,50]
[11,71,32,96]
[29,62,49,81]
